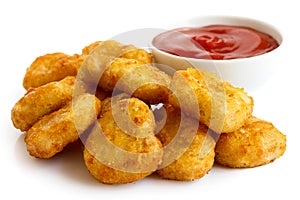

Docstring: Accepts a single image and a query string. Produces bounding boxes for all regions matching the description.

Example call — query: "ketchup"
[152,25,279,60]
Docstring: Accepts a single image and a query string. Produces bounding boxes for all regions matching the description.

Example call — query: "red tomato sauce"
[152,25,279,60]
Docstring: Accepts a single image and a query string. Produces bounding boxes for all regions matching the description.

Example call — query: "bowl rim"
[150,15,283,63]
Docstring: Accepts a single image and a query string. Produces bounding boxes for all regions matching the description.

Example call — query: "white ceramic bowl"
[150,15,283,91]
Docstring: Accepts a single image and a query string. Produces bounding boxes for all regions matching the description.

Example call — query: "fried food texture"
[11,39,287,184]
[120,48,152,64]
[215,116,286,168]
[168,68,253,133]
[155,104,216,181]
[99,58,142,91]
[99,58,171,104]
[79,40,163,104]
[24,94,101,158]
[11,76,75,131]
[84,97,163,184]
[77,40,127,85]
[23,53,82,90]
[100,93,130,115]
[81,41,102,55]
[72,93,102,133]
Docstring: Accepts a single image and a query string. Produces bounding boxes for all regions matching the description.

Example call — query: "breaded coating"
[79,41,153,90]
[24,103,77,158]
[24,93,101,158]
[72,93,102,133]
[77,40,126,85]
[99,57,142,91]
[99,57,171,104]
[215,116,286,168]
[100,93,130,116]
[156,104,215,181]
[63,53,84,72]
[11,76,75,131]
[23,53,81,90]
[222,81,254,132]
[168,68,253,133]
[84,98,162,184]
[81,41,102,55]
[120,48,152,64]
[129,64,171,104]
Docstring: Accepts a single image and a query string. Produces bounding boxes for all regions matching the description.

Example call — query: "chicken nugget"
[77,40,126,85]
[25,93,101,158]
[120,48,152,64]
[215,116,286,168]
[100,93,130,115]
[156,104,215,181]
[23,53,80,90]
[99,58,171,104]
[84,97,162,184]
[128,64,171,104]
[11,76,75,131]
[63,53,85,72]
[99,57,141,91]
[81,41,102,55]
[168,68,253,133]
[72,93,102,133]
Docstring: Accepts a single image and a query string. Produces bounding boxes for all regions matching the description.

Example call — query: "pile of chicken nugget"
[11,40,286,184]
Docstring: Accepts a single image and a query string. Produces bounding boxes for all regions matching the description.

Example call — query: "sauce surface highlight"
[152,25,279,60]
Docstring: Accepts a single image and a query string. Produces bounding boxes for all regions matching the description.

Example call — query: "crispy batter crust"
[11,39,287,184]
[81,41,102,55]
[24,103,76,158]
[84,98,162,184]
[78,40,126,85]
[12,76,75,131]
[23,53,81,90]
[99,57,142,91]
[100,93,130,116]
[215,116,286,168]
[24,94,101,158]
[129,64,171,104]
[120,48,152,64]
[99,57,171,104]
[156,105,215,181]
[168,68,253,133]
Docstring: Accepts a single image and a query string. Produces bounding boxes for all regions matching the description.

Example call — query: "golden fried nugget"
[215,116,286,168]
[77,40,126,84]
[129,64,171,104]
[81,41,102,55]
[120,48,152,64]
[100,93,130,115]
[11,76,75,131]
[63,53,85,72]
[79,41,153,89]
[84,98,162,184]
[72,93,102,133]
[155,104,215,181]
[23,53,81,90]
[99,58,141,91]
[24,93,101,158]
[168,68,253,133]
[99,57,171,104]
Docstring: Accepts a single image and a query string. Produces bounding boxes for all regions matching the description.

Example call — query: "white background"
[1,0,299,199]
